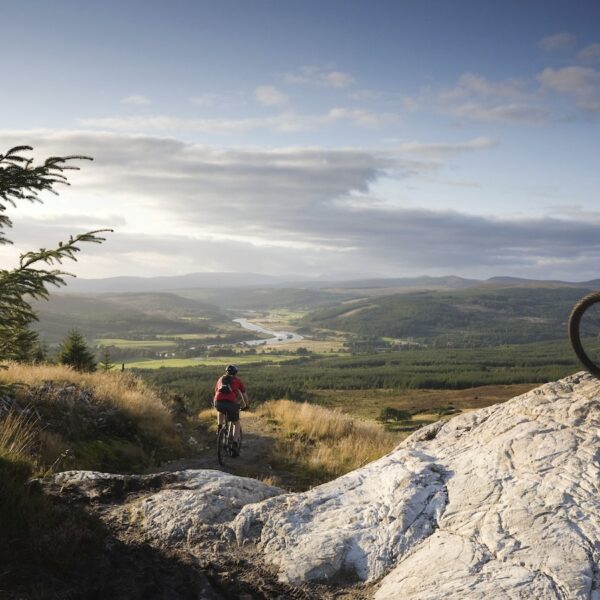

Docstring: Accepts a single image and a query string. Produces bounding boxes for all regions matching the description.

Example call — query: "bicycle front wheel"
[217,426,227,466]
[568,291,600,378]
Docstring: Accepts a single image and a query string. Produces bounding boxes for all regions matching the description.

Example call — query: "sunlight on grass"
[0,410,38,461]
[257,400,402,484]
[0,363,179,458]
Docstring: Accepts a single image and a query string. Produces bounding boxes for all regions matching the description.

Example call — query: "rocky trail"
[36,373,600,599]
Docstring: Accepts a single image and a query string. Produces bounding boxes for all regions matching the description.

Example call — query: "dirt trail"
[155,414,296,489]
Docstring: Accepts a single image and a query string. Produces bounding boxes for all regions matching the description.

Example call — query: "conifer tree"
[0,146,110,362]
[99,347,114,372]
[57,330,97,372]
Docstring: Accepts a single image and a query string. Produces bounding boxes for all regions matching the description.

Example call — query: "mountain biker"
[213,364,249,456]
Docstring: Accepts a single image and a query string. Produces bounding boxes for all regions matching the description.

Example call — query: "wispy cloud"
[121,94,151,106]
[254,86,289,106]
[189,92,245,108]
[77,106,399,134]
[284,66,356,88]
[538,32,576,51]
[407,72,549,125]
[578,43,600,63]
[393,137,497,160]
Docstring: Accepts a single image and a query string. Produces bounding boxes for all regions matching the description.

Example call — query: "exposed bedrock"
[234,372,600,599]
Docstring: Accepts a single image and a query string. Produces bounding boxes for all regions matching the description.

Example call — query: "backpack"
[218,374,234,394]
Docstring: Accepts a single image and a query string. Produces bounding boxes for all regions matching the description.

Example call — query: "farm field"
[95,338,178,348]
[125,353,300,369]
[256,339,346,353]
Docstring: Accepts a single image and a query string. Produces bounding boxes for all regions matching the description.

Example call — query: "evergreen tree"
[57,330,97,372]
[99,347,114,372]
[0,146,110,363]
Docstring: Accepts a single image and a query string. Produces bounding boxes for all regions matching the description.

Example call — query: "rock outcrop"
[49,373,600,599]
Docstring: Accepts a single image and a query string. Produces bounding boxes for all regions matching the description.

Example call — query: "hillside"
[31,292,226,343]
[36,372,600,599]
[301,285,595,346]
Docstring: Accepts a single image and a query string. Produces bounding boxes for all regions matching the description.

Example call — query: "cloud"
[440,73,529,101]
[453,103,550,124]
[188,92,244,108]
[254,86,289,106]
[539,32,576,51]
[77,106,400,134]
[538,66,600,112]
[578,43,600,63]
[327,107,398,127]
[284,66,356,88]
[393,137,497,160]
[121,95,151,105]
[408,72,549,125]
[2,129,596,280]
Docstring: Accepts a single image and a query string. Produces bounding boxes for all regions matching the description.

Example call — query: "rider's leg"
[232,420,241,443]
[216,410,225,431]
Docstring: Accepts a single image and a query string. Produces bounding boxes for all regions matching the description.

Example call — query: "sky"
[2,0,600,281]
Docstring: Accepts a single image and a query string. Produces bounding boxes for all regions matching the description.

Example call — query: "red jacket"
[214,375,246,403]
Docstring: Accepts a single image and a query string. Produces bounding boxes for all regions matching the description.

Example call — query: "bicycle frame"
[217,413,243,466]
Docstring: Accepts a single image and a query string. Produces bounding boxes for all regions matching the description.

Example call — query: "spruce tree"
[0,146,110,363]
[99,347,114,372]
[57,330,97,372]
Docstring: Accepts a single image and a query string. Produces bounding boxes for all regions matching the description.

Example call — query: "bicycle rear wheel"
[217,425,228,466]
[568,291,600,378]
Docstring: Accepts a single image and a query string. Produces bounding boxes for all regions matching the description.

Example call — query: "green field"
[125,354,299,369]
[95,338,178,348]
[155,333,217,340]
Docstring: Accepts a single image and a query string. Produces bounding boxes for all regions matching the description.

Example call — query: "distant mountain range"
[60,272,600,294]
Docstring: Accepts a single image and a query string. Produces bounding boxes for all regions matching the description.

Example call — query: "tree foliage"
[56,330,97,372]
[0,145,110,363]
[99,347,114,372]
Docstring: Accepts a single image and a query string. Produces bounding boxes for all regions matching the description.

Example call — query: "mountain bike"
[569,291,600,378]
[217,405,248,466]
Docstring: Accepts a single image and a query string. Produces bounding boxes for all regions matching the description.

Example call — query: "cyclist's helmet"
[226,364,238,375]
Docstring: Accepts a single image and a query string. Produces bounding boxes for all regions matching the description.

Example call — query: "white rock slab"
[138,470,283,543]
[234,373,600,599]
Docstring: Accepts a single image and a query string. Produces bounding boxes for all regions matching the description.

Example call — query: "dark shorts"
[215,400,240,422]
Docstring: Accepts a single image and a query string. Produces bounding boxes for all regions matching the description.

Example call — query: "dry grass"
[0,362,175,447]
[0,410,38,461]
[257,400,401,482]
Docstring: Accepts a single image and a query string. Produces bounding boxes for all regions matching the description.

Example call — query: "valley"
[30,275,599,429]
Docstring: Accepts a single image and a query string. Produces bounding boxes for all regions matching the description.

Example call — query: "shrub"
[378,406,412,422]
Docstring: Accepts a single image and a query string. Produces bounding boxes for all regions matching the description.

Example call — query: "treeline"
[140,339,581,412]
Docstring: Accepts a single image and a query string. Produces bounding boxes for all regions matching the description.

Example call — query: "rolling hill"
[301,285,596,346]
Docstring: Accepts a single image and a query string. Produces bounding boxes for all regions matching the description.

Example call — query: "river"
[233,318,304,346]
